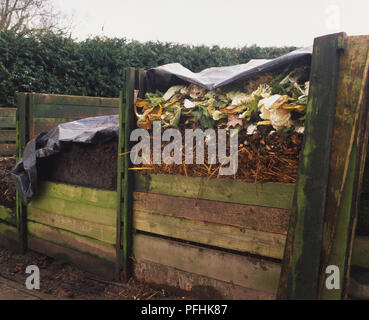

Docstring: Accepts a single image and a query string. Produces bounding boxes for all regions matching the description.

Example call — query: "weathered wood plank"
[134,260,275,300]
[133,233,282,295]
[0,108,17,117]
[28,195,116,227]
[0,222,17,241]
[116,67,136,282]
[28,207,116,245]
[0,144,16,155]
[0,117,16,128]
[0,129,16,142]
[34,104,118,119]
[16,93,28,254]
[28,236,115,280]
[278,33,347,300]
[0,206,16,226]
[352,236,369,270]
[134,210,286,259]
[134,173,295,210]
[116,89,125,281]
[34,94,119,108]
[37,181,117,209]
[28,221,116,262]
[133,192,290,235]
[318,36,369,300]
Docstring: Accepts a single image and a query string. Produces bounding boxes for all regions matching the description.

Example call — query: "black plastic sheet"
[146,46,312,92]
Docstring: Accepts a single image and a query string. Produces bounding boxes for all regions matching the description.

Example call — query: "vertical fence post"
[278,34,369,300]
[16,93,29,254]
[116,68,136,282]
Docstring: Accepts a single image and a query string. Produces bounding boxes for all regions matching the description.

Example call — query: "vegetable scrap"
[133,68,309,183]
[135,69,309,133]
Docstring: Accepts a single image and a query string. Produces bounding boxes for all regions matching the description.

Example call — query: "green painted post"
[278,34,369,300]
[16,93,29,254]
[277,33,346,300]
[116,68,136,282]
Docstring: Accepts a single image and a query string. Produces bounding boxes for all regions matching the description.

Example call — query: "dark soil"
[38,139,118,191]
[0,247,193,300]
[0,157,16,209]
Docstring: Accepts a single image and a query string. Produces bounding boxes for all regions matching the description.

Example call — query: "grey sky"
[54,0,368,47]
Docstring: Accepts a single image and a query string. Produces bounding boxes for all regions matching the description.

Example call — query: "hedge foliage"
[0,30,296,107]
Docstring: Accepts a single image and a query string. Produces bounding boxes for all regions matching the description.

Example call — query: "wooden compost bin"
[0,93,120,276]
[1,33,369,300]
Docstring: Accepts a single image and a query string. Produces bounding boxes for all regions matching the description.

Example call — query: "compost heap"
[0,156,16,210]
[134,67,309,183]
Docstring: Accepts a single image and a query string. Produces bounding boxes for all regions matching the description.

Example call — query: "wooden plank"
[352,236,369,270]
[0,144,16,155]
[116,67,136,282]
[121,67,135,282]
[34,94,119,108]
[134,173,295,210]
[134,260,275,300]
[0,206,16,226]
[134,210,286,260]
[16,93,28,254]
[0,129,16,142]
[34,104,118,119]
[0,222,17,241]
[37,181,117,209]
[133,192,291,235]
[28,221,116,262]
[28,236,115,280]
[0,117,16,128]
[277,33,347,300]
[133,233,282,295]
[28,195,116,227]
[318,36,369,300]
[116,90,124,280]
[0,108,17,117]
[28,207,116,245]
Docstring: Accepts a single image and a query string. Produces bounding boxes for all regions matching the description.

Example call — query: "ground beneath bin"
[0,247,194,300]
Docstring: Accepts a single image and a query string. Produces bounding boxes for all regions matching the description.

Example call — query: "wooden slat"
[0,222,17,241]
[134,173,295,210]
[0,144,16,155]
[34,94,119,108]
[34,104,118,119]
[28,195,116,227]
[37,181,117,209]
[0,108,17,117]
[134,210,286,259]
[0,117,16,128]
[133,192,290,235]
[352,236,369,270]
[0,129,16,142]
[278,33,346,300]
[28,207,116,245]
[134,260,275,300]
[28,221,116,262]
[0,206,16,226]
[133,233,282,295]
[28,236,115,280]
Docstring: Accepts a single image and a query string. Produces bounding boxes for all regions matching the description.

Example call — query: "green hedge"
[0,30,296,107]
